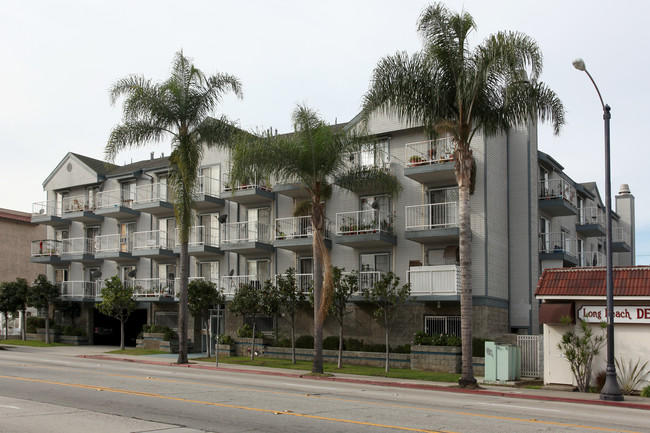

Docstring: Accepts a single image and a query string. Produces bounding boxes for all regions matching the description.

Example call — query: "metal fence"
[517,334,542,378]
[424,315,461,337]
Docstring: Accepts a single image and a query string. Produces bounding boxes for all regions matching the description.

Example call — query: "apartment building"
[29,113,635,347]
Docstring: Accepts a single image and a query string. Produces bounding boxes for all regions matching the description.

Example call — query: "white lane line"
[0,405,20,409]
[475,403,561,412]
[282,383,339,391]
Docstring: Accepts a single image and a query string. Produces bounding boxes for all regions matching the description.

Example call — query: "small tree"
[188,279,225,357]
[96,276,136,350]
[0,282,20,340]
[29,275,61,344]
[0,279,30,341]
[229,283,265,360]
[362,272,411,372]
[328,268,358,368]
[557,316,606,392]
[275,268,307,364]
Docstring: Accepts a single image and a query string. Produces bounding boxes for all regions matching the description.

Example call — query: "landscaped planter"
[137,332,166,350]
[35,328,60,343]
[410,345,462,373]
[262,347,411,369]
[233,337,272,357]
[215,343,235,357]
[59,335,89,345]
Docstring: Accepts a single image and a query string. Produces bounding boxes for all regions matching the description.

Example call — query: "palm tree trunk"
[458,182,476,388]
[312,229,324,373]
[177,241,189,364]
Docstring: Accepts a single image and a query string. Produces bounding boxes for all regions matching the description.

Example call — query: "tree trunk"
[251,322,256,361]
[291,316,296,364]
[45,302,50,345]
[120,318,125,351]
[337,317,344,369]
[385,329,390,373]
[177,241,189,364]
[311,207,324,374]
[205,313,211,358]
[21,309,26,341]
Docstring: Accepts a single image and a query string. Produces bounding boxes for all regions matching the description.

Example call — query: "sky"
[1,0,649,264]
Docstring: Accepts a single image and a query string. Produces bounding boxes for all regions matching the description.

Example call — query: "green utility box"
[484,342,521,382]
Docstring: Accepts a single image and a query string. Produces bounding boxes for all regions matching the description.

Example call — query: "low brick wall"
[410,345,462,373]
[136,333,192,353]
[233,337,271,357]
[25,330,60,342]
[215,344,235,357]
[262,347,411,369]
[58,335,89,345]
[473,356,485,377]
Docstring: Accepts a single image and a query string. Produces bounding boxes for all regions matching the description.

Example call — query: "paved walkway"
[6,344,650,410]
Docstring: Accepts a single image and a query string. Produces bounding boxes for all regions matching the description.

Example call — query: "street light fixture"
[572,58,623,401]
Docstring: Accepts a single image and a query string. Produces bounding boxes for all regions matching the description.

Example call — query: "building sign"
[578,306,650,324]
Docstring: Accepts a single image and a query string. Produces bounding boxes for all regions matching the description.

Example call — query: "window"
[119,222,135,252]
[121,181,136,204]
[540,167,551,197]
[247,259,270,281]
[247,208,271,242]
[158,175,169,201]
[539,217,550,253]
[198,261,219,284]
[359,138,389,169]
[199,165,221,195]
[54,268,68,284]
[86,187,99,211]
[86,226,100,253]
[159,218,177,248]
[120,265,136,284]
[429,187,458,227]
[359,253,389,291]
[198,213,221,246]
[298,257,313,292]
[424,315,461,337]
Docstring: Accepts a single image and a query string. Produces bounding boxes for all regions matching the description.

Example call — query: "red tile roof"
[0,211,33,224]
[536,267,650,297]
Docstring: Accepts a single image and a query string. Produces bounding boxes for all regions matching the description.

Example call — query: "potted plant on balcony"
[409,155,423,166]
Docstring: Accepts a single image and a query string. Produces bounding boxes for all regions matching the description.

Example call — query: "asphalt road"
[0,345,648,433]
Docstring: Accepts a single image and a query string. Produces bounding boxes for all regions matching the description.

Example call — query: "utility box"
[484,341,521,382]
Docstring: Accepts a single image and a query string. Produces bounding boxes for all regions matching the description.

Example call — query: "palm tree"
[106,51,243,363]
[229,104,401,373]
[362,3,565,387]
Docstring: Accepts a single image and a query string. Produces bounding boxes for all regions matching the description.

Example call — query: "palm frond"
[334,166,403,198]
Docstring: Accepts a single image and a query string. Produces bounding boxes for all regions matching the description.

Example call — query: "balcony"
[335,210,396,248]
[30,239,69,265]
[221,172,273,205]
[579,251,606,268]
[61,195,104,224]
[194,175,226,211]
[612,227,632,252]
[539,232,578,266]
[403,137,456,186]
[95,189,140,219]
[128,278,175,299]
[407,265,460,299]
[132,182,174,217]
[274,272,313,295]
[274,216,331,252]
[539,178,578,217]
[576,206,606,237]
[220,221,273,254]
[132,230,178,262]
[220,275,266,296]
[173,226,223,258]
[274,177,309,199]
[59,281,100,299]
[31,201,70,227]
[404,202,459,244]
[60,237,101,264]
[95,234,137,263]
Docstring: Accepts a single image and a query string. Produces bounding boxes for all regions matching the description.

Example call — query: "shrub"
[218,334,233,345]
[272,337,291,347]
[344,338,364,351]
[26,317,55,333]
[413,331,433,345]
[393,344,411,354]
[472,337,489,357]
[641,385,650,398]
[61,325,86,337]
[363,343,387,353]
[163,328,177,341]
[295,335,314,349]
[323,336,340,350]
[595,370,607,392]
[615,357,650,395]
[142,324,171,334]
[236,323,263,338]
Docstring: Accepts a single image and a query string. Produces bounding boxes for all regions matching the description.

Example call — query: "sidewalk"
[12,344,650,410]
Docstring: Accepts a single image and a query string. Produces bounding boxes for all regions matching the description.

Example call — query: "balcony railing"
[275,216,330,240]
[220,275,266,295]
[31,239,62,257]
[580,251,606,267]
[196,175,221,197]
[405,202,459,230]
[352,147,391,171]
[404,137,454,167]
[32,200,61,217]
[96,189,136,209]
[175,225,220,247]
[133,230,173,250]
[336,210,395,236]
[96,234,132,253]
[407,265,460,295]
[612,227,631,245]
[274,273,313,294]
[59,281,100,298]
[134,182,170,204]
[129,278,175,297]
[62,237,96,254]
[62,195,96,213]
[221,221,271,244]
[539,232,577,257]
[578,206,605,226]
[342,270,386,293]
[539,178,577,207]
[221,172,272,192]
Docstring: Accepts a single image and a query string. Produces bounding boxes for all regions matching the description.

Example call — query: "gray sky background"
[2,0,648,264]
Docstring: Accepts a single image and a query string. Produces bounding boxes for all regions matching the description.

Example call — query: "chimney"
[150,152,154,160]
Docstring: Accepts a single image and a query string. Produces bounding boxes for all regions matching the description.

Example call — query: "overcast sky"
[2,0,648,264]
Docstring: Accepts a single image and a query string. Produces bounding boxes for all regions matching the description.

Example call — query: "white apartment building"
[29,112,635,348]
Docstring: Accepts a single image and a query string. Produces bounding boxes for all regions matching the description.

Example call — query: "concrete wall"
[0,209,46,283]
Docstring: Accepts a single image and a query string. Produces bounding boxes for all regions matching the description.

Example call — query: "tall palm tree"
[362,3,565,387]
[106,51,243,363]
[229,104,401,373]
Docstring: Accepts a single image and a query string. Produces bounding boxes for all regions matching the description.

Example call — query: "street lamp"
[572,58,623,401]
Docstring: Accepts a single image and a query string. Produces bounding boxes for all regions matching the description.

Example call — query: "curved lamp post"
[572,58,623,401]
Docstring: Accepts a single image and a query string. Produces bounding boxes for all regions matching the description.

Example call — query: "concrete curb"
[79,355,650,411]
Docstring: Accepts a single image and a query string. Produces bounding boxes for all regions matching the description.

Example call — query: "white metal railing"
[539,232,577,257]
[578,206,605,226]
[95,234,132,253]
[274,216,331,240]
[612,226,631,245]
[580,251,605,267]
[221,221,271,244]
[407,265,460,295]
[175,225,220,247]
[344,271,386,293]
[196,175,221,197]
[62,195,95,213]
[133,230,173,250]
[220,275,265,295]
[336,210,395,236]
[405,202,459,230]
[134,182,170,204]
[59,281,100,298]
[274,273,313,294]
[404,137,455,167]
[221,172,272,192]
[129,278,175,297]
[96,189,136,209]
[32,200,61,217]
[62,237,96,254]
[31,239,62,257]
[539,178,577,207]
